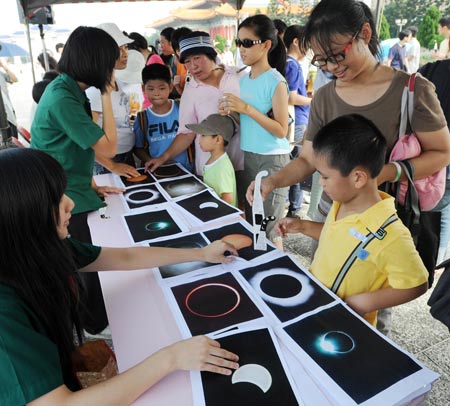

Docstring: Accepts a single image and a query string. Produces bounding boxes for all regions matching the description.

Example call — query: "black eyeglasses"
[235,38,264,48]
[311,31,360,68]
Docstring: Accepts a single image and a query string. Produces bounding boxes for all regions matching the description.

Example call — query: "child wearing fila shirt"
[133,64,192,171]
[276,114,428,327]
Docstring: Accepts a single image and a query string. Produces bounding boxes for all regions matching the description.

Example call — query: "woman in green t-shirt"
[0,149,239,405]
[31,26,130,335]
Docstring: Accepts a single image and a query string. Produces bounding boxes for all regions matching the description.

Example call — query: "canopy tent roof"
[19,0,246,17]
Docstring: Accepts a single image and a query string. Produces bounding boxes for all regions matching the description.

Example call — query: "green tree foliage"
[418,5,443,49]
[214,34,227,54]
[266,0,315,26]
[383,0,448,38]
[379,14,391,41]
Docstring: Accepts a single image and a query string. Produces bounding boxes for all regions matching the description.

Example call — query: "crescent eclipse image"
[176,190,240,222]
[124,184,166,209]
[240,255,335,322]
[232,364,272,393]
[171,272,263,336]
[159,176,206,198]
[284,303,422,404]
[124,209,182,243]
[149,233,214,278]
[203,222,275,260]
[201,328,299,405]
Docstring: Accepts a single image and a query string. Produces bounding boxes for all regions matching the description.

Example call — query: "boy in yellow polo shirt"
[276,114,428,327]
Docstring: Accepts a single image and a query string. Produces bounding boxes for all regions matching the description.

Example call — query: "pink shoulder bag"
[389,73,446,211]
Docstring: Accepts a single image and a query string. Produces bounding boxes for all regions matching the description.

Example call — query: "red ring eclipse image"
[185,283,241,318]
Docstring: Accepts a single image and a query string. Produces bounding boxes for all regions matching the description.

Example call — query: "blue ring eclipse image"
[145,221,170,232]
[317,331,355,355]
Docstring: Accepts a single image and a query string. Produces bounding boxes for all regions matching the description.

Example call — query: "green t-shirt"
[203,152,237,206]
[0,238,101,404]
[31,73,105,215]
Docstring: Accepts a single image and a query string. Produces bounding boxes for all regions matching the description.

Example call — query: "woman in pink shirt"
[147,32,244,180]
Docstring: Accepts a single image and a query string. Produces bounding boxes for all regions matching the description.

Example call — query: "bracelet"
[390,161,402,182]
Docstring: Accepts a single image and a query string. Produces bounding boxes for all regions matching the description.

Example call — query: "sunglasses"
[311,30,360,68]
[235,38,264,48]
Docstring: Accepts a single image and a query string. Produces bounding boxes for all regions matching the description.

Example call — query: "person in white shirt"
[432,16,450,60]
[406,26,420,73]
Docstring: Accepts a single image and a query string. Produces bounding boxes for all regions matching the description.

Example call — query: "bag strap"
[330,214,399,293]
[399,73,416,139]
[137,110,149,152]
[406,73,416,125]
[399,160,421,240]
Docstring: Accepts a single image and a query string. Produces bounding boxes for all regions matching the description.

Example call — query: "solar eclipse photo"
[123,184,167,210]
[203,222,275,260]
[159,176,207,198]
[151,163,189,179]
[200,328,299,405]
[284,303,422,404]
[124,209,184,243]
[239,255,335,322]
[176,190,241,223]
[149,233,214,278]
[120,168,155,187]
[170,272,263,336]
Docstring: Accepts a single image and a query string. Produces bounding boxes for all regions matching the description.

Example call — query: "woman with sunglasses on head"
[0,148,239,406]
[219,14,290,250]
[246,0,450,254]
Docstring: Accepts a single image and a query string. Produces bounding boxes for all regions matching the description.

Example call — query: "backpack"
[419,60,450,125]
[136,100,195,165]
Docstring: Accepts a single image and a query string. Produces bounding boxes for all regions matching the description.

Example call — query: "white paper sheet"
[174,189,243,226]
[122,204,189,244]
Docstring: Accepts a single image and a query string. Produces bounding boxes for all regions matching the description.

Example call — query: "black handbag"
[385,160,441,287]
[428,258,450,332]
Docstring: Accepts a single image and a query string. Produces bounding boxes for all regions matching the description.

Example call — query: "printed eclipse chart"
[240,255,336,322]
[123,183,167,210]
[201,328,299,406]
[176,189,241,223]
[171,272,263,336]
[159,175,207,199]
[284,303,422,404]
[124,209,184,243]
[149,232,214,278]
[203,222,275,260]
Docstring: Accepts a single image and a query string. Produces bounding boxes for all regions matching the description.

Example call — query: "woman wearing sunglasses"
[219,14,290,250]
[247,0,450,266]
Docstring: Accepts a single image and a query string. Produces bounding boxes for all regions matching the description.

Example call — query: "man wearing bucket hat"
[146,32,245,202]
[86,23,140,179]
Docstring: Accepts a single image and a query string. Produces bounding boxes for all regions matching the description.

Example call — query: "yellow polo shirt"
[310,192,428,325]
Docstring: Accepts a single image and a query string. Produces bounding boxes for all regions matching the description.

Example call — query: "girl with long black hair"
[220,14,290,250]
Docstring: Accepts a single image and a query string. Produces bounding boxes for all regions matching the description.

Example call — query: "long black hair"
[0,148,83,385]
[283,25,305,50]
[300,0,379,58]
[58,26,119,93]
[127,31,148,52]
[238,15,287,77]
